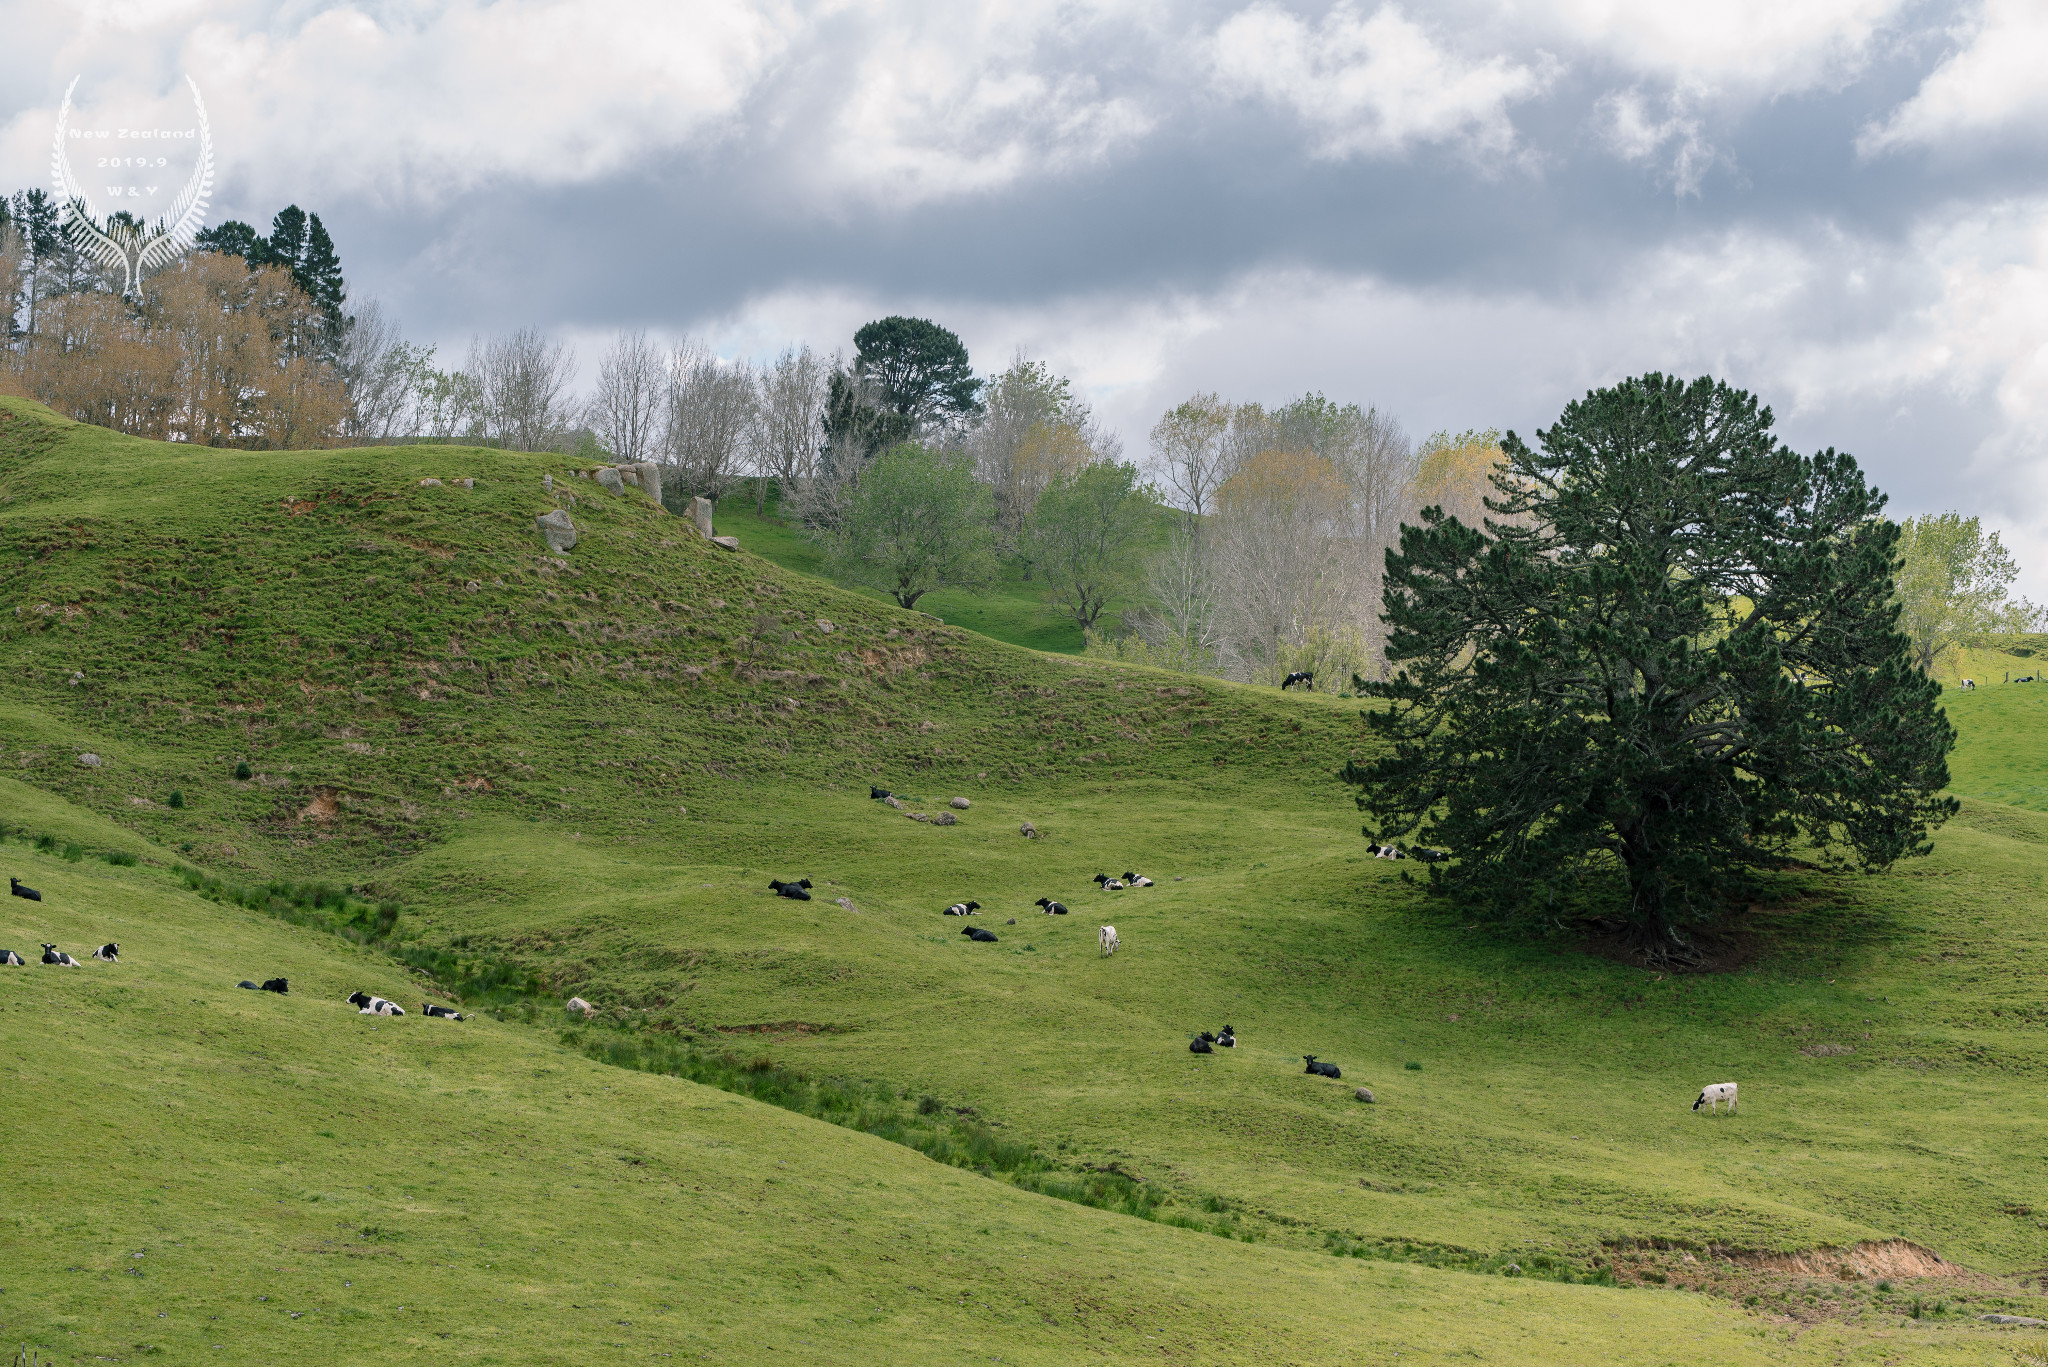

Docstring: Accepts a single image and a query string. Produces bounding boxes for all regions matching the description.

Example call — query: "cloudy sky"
[6,0,2047,586]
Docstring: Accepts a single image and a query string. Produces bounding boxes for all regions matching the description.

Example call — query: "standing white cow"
[1098,925,1119,957]
[1692,1082,1738,1114]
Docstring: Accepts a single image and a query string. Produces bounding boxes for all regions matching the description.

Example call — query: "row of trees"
[1,193,356,447]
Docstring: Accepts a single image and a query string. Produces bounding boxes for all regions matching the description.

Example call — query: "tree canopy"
[852,316,981,430]
[1344,373,1956,963]
[1893,512,2041,673]
[828,442,997,609]
[1026,461,1154,629]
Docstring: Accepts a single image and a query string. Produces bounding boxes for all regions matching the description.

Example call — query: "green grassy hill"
[4,399,2047,1363]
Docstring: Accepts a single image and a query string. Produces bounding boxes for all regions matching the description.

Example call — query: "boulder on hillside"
[835,897,859,912]
[543,473,553,491]
[933,811,958,826]
[710,535,740,551]
[1354,1087,1375,1103]
[688,496,714,538]
[536,509,577,553]
[419,477,443,487]
[1019,821,1037,838]
[456,477,475,489]
[595,467,626,496]
[906,811,932,822]
[626,462,662,505]
[883,795,906,810]
[77,752,102,767]
[566,996,596,1017]
[949,797,970,809]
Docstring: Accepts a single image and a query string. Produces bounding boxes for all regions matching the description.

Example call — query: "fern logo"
[49,74,215,296]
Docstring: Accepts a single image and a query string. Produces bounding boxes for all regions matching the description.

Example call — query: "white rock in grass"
[949,797,970,810]
[536,510,577,553]
[77,752,102,767]
[565,997,596,1017]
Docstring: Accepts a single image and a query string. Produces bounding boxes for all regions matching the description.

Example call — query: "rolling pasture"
[2,398,2046,1363]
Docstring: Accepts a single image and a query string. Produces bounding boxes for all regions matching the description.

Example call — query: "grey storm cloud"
[4,0,2047,583]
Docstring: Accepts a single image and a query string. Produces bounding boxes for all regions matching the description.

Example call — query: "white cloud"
[1206,2,1548,161]
[1594,87,1718,195]
[1539,0,1908,97]
[1862,0,2048,153]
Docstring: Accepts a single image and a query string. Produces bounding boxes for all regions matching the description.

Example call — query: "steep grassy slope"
[5,400,2048,1358]
[11,785,2010,1367]
[0,398,1348,879]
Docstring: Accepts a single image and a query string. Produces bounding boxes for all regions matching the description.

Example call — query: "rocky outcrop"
[536,509,577,553]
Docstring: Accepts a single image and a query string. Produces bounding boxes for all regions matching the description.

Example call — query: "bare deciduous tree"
[468,327,576,452]
[1148,391,1235,530]
[661,339,757,503]
[754,344,830,513]
[335,298,435,443]
[587,329,665,463]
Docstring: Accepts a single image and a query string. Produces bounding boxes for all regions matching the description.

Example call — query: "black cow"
[963,926,999,942]
[262,977,289,993]
[421,1003,466,1020]
[40,944,82,967]
[1281,671,1314,691]
[0,950,24,966]
[1034,898,1069,915]
[944,900,982,916]
[238,980,260,989]
[769,878,814,900]
[1303,1055,1342,1079]
[92,943,120,962]
[870,786,893,800]
[1189,1036,1214,1054]
[10,877,42,902]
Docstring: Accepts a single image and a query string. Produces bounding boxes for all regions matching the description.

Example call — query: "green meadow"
[2,397,2045,1364]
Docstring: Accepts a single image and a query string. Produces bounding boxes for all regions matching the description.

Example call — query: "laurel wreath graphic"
[50,74,215,296]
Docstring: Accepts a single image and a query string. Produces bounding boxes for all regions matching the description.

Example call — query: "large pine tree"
[1345,373,1956,964]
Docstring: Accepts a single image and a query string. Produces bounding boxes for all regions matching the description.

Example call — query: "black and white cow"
[1368,843,1407,860]
[347,990,405,1017]
[1093,874,1126,890]
[769,878,814,900]
[943,900,982,916]
[1120,872,1154,888]
[0,950,24,966]
[1034,898,1069,915]
[1216,1025,1236,1047]
[1280,671,1314,691]
[421,1003,466,1020]
[40,944,82,967]
[10,877,42,902]
[1302,1055,1342,1079]
[92,943,120,962]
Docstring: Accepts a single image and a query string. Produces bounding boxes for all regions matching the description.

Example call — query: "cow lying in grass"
[1303,1055,1342,1078]
[943,900,981,916]
[769,878,813,900]
[348,991,405,1017]
[421,1003,466,1020]
[41,944,82,967]
[11,877,41,902]
[1189,1035,1214,1054]
[1121,872,1153,887]
[1034,898,1068,915]
[92,943,119,962]
[961,926,999,942]
[1093,874,1125,890]
[0,949,23,965]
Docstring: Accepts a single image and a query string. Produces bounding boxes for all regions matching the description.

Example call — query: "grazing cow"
[870,786,893,800]
[92,943,119,962]
[1960,678,1976,691]
[10,877,42,902]
[347,991,405,1017]
[1093,874,1126,890]
[262,978,289,993]
[1281,671,1314,691]
[769,878,814,900]
[1692,1082,1738,1114]
[1303,1055,1342,1079]
[1189,1035,1214,1054]
[1121,872,1154,888]
[964,926,999,943]
[1216,1025,1237,1048]
[421,1003,466,1020]
[943,900,982,916]
[40,944,82,967]
[1099,925,1119,956]
[0,950,24,966]
[1034,898,1069,915]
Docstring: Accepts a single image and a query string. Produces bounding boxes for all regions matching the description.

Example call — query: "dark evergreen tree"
[10,189,62,262]
[819,367,915,476]
[851,315,981,430]
[194,219,263,261]
[263,205,308,272]
[298,214,346,320]
[1344,373,1956,964]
